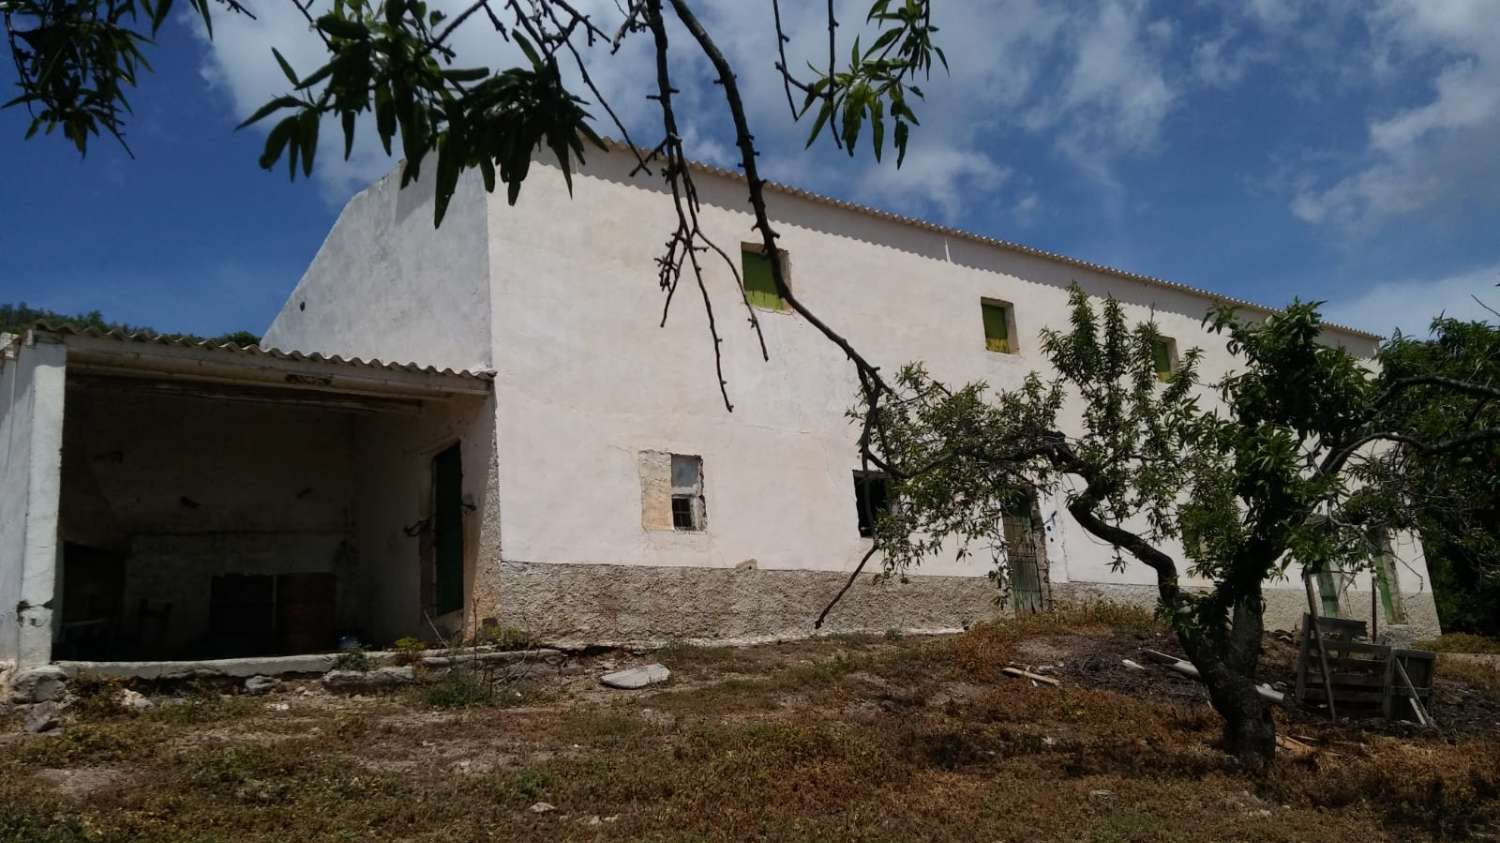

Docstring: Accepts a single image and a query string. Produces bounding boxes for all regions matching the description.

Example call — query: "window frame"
[740,243,791,313]
[980,298,1019,354]
[669,454,706,532]
[1151,336,1179,381]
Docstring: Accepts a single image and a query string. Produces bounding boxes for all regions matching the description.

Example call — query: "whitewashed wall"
[0,335,67,667]
[483,146,1430,616]
[263,167,494,374]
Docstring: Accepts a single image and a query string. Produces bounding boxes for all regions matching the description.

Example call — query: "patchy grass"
[3,608,1497,841]
[1420,632,1500,655]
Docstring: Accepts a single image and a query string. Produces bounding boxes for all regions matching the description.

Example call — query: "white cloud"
[187,0,1193,213]
[855,140,1009,221]
[1323,262,1500,337]
[1291,0,1500,229]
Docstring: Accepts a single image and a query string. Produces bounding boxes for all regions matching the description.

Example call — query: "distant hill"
[0,303,260,347]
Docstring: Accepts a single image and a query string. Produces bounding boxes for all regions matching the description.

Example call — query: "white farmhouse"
[0,144,1438,677]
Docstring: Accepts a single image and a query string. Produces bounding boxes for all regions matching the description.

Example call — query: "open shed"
[1,327,494,670]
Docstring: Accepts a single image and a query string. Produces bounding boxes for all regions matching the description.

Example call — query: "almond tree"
[846,288,1500,765]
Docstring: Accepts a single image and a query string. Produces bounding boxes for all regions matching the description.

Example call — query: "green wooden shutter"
[982,303,1010,353]
[433,444,464,616]
[741,247,783,310]
[1315,569,1340,619]
[1152,339,1173,380]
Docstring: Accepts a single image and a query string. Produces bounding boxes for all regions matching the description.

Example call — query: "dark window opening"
[433,443,464,616]
[853,471,891,538]
[671,495,696,530]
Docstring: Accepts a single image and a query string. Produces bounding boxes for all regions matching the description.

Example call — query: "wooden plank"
[1001,667,1060,687]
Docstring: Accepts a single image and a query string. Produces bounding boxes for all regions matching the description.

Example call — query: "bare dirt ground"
[3,607,1498,842]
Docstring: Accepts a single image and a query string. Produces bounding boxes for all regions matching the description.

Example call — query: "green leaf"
[272,48,299,87]
[316,15,369,40]
[804,102,832,148]
[259,115,296,169]
[341,111,356,160]
[513,32,542,68]
[237,96,302,129]
[441,67,490,82]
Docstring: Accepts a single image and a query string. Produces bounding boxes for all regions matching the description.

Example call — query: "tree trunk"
[1180,593,1277,767]
[1205,670,1276,765]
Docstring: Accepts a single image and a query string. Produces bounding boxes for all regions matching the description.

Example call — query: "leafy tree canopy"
[0,302,261,347]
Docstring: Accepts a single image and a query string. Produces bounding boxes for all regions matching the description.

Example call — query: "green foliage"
[333,648,371,672]
[800,0,944,166]
[1,0,221,154]
[0,301,260,346]
[860,285,1497,757]
[1374,316,1500,636]
[239,0,605,225]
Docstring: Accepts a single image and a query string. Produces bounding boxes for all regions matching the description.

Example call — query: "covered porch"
[3,327,494,668]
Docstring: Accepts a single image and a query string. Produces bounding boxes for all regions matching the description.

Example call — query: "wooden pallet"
[1292,614,1436,722]
[1384,649,1436,722]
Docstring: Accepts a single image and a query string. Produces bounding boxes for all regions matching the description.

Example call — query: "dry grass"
[3,608,1497,842]
[1420,633,1500,655]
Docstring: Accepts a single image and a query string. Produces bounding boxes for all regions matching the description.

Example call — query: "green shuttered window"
[741,246,786,311]
[1152,338,1175,381]
[982,302,1011,353]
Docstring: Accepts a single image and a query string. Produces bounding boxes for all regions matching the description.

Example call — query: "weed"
[392,637,428,665]
[414,672,495,709]
[333,648,371,672]
[17,722,155,767]
[1419,633,1500,655]
[471,625,533,651]
[0,803,90,843]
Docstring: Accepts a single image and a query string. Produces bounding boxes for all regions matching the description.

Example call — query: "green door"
[433,444,465,616]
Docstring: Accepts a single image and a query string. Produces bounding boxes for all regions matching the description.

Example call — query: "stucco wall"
[480,146,1431,629]
[59,382,360,658]
[354,394,496,647]
[0,334,67,667]
[262,166,494,374]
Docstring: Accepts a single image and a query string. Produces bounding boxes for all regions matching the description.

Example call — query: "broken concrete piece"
[23,701,61,734]
[244,675,281,696]
[8,666,68,704]
[600,663,670,689]
[118,689,153,711]
[321,666,415,693]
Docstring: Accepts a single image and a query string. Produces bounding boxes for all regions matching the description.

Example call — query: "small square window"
[981,300,1017,354]
[1152,337,1178,381]
[852,471,891,538]
[741,245,789,312]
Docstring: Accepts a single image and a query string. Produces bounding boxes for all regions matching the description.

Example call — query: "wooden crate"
[1294,614,1390,712]
[1383,649,1436,721]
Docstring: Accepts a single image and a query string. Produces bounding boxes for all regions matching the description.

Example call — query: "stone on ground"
[321,666,415,692]
[244,675,281,696]
[118,688,153,711]
[8,666,68,705]
[23,701,61,734]
[600,663,670,690]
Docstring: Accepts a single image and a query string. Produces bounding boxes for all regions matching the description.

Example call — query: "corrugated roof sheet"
[34,323,495,381]
[603,140,1383,342]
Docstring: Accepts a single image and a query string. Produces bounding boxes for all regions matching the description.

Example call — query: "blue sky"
[3,0,1498,339]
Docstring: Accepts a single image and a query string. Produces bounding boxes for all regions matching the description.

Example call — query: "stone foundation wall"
[1051,581,1442,645]
[488,560,1442,648]
[490,560,1008,647]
